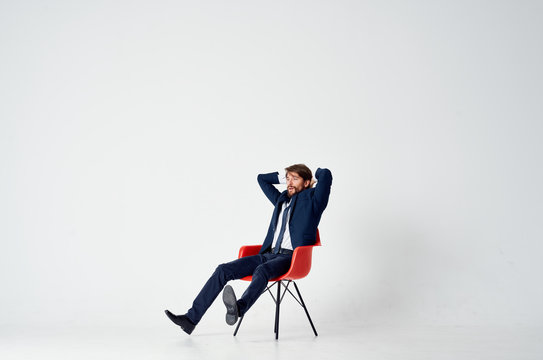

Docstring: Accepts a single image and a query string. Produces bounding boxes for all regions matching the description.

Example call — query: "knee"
[214,263,232,282]
[213,263,225,278]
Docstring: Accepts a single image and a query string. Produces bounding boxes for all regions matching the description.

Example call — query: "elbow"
[316,168,332,181]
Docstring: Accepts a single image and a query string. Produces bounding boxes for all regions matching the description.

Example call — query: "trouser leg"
[237,253,292,316]
[187,255,263,324]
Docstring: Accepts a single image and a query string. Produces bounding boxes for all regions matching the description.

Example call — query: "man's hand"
[310,178,317,188]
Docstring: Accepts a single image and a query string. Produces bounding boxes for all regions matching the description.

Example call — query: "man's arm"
[312,168,333,212]
[257,172,283,205]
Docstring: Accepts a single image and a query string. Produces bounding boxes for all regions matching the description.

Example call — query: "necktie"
[273,201,292,254]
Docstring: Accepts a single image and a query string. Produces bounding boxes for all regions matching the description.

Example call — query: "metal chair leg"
[274,280,281,339]
[233,315,244,336]
[233,282,279,337]
[293,281,318,336]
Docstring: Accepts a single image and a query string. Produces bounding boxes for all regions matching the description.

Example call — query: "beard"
[287,185,305,197]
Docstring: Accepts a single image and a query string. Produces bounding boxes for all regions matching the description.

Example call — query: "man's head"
[285,164,313,197]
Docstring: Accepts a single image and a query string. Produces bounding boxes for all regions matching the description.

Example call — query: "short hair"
[285,164,313,183]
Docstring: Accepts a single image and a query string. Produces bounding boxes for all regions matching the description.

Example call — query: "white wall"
[1,0,542,329]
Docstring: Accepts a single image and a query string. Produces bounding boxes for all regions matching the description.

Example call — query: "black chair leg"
[233,315,244,336]
[293,281,318,336]
[274,280,281,339]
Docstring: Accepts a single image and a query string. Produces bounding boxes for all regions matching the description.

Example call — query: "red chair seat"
[237,230,321,282]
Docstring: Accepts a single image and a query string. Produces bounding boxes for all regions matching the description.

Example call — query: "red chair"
[233,230,322,339]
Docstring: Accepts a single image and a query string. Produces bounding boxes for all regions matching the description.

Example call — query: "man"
[165,164,332,335]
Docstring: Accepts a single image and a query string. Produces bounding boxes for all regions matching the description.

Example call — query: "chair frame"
[233,279,318,339]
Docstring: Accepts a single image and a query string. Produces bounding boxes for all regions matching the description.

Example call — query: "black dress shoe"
[222,285,239,326]
[164,310,196,335]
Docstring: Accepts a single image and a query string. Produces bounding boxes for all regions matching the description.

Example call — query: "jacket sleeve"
[257,172,282,205]
[313,168,332,213]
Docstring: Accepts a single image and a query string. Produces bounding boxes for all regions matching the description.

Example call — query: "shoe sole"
[222,285,238,326]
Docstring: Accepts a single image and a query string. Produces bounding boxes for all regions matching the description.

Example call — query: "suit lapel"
[288,193,298,221]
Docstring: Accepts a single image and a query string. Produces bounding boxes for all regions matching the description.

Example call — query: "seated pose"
[165,164,332,335]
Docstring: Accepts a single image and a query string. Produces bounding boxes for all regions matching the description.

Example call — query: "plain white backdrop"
[1,0,542,358]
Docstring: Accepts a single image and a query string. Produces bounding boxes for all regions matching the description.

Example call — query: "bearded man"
[165,164,332,335]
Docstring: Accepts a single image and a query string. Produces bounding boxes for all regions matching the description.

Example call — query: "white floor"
[1,321,542,360]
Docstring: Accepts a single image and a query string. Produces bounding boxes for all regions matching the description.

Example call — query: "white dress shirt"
[271,199,293,251]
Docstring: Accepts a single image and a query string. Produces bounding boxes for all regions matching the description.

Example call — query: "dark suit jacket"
[257,168,333,254]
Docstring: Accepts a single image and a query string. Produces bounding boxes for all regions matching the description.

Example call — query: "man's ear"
[304,179,310,189]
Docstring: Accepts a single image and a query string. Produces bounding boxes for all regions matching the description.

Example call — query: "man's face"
[286,171,310,197]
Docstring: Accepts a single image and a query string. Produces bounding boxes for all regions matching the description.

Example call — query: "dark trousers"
[186,252,292,324]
